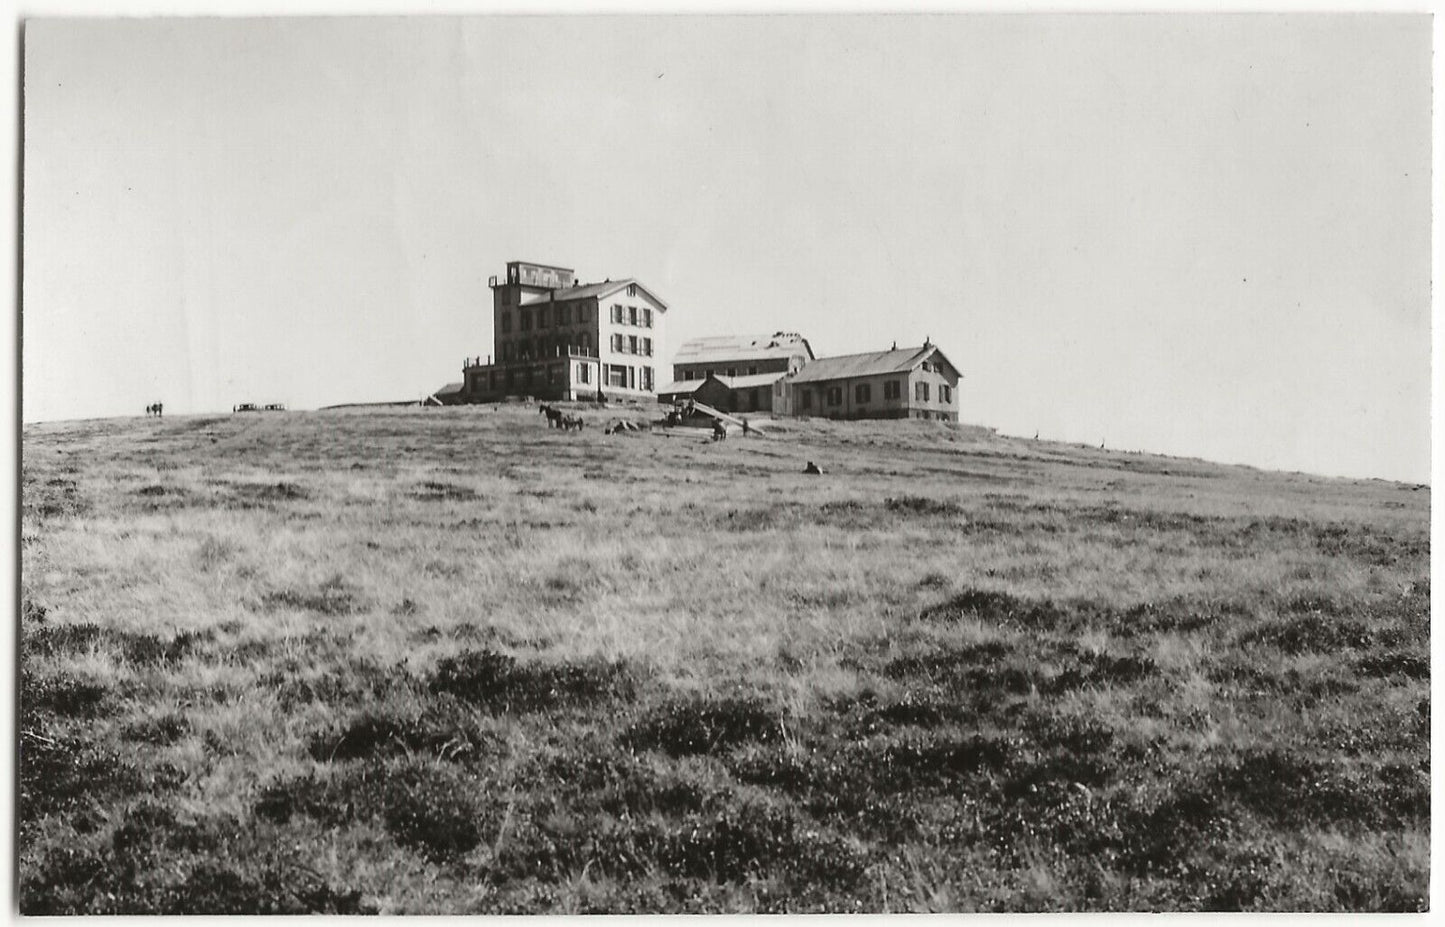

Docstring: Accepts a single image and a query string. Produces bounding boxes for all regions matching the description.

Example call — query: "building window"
[916,381,930,402]
[579,304,589,323]
[609,365,627,388]
[611,334,623,353]
[855,383,871,404]
[749,366,757,376]
[538,306,549,327]
[801,390,813,410]
[578,363,590,384]
[628,306,638,326]
[642,337,652,356]
[611,304,623,323]
[643,308,653,328]
[941,384,952,404]
[501,311,512,333]
[581,332,592,352]
[627,284,637,297]
[642,367,653,390]
[827,386,842,406]
[560,304,572,325]
[628,335,638,354]
[548,365,561,384]
[885,379,901,400]
[520,309,532,332]
[727,367,736,378]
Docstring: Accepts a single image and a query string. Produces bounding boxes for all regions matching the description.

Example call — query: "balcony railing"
[464,345,601,370]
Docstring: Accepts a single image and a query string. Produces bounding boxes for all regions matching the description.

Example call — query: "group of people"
[144,402,164,417]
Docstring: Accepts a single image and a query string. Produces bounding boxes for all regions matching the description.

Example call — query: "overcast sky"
[23,14,1431,482]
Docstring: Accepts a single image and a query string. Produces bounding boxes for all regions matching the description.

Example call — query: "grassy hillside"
[19,405,1429,913]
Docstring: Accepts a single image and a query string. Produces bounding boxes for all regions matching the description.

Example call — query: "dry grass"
[19,404,1429,912]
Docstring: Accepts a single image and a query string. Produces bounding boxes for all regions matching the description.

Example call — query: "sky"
[22,14,1432,483]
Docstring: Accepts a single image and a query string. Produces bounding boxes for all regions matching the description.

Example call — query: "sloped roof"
[434,381,465,396]
[520,277,668,310]
[709,371,787,390]
[655,379,706,396]
[673,333,814,365]
[786,344,960,384]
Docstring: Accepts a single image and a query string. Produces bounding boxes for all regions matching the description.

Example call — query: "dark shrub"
[885,495,965,517]
[379,763,486,861]
[626,695,783,756]
[1356,650,1429,680]
[23,672,113,720]
[919,588,1076,631]
[123,714,190,745]
[1239,610,1372,654]
[24,621,106,659]
[412,481,478,501]
[430,648,634,713]
[307,704,495,763]
[659,802,866,888]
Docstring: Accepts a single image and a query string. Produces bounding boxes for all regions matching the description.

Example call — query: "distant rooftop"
[521,278,636,305]
[786,344,958,384]
[673,332,815,365]
[517,276,670,310]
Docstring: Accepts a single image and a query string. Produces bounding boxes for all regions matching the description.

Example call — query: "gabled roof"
[520,277,669,310]
[673,332,815,365]
[434,381,465,396]
[786,344,961,384]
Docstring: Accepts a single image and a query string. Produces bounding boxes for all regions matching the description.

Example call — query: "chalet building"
[452,260,668,403]
[657,332,814,413]
[775,343,961,422]
[658,372,789,414]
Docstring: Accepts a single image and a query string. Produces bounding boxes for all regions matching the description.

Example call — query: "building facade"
[657,332,813,413]
[452,260,668,403]
[670,332,813,382]
[774,343,961,421]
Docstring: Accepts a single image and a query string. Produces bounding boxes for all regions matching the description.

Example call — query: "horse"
[539,404,564,428]
[561,414,585,431]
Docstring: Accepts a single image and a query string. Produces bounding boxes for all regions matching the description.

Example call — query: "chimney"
[891,340,897,351]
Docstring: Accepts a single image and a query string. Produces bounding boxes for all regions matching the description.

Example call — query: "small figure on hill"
[712,420,727,441]
[741,417,751,436]
[804,461,823,475]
